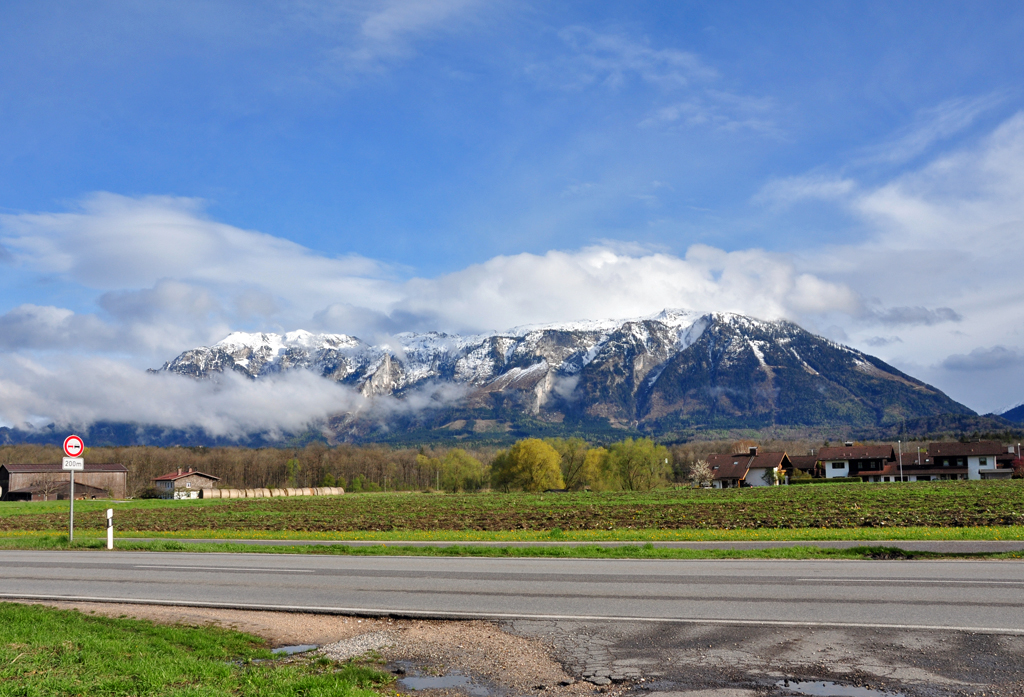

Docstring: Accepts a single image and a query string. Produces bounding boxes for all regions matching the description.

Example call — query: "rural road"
[1,550,1023,633]
[118,537,1024,553]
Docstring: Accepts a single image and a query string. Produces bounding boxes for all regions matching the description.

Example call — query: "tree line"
[0,436,829,497]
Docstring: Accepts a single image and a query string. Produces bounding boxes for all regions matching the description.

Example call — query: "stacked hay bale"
[200,486,344,499]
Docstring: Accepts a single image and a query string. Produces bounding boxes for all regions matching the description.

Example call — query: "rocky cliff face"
[153,310,973,435]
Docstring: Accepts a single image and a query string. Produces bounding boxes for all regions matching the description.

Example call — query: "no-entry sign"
[63,435,84,458]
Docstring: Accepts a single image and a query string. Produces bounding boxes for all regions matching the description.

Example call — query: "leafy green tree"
[604,438,671,491]
[440,449,489,492]
[490,439,565,492]
[545,437,600,490]
[416,453,443,490]
[285,458,301,488]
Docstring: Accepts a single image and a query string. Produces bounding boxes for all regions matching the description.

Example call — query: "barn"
[0,463,128,501]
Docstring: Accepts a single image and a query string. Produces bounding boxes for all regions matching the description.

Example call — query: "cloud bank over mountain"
[2,113,1024,431]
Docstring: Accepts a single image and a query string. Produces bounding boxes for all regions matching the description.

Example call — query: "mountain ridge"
[152,309,975,439]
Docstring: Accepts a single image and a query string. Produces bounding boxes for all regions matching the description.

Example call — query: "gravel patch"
[22,602,619,697]
[318,630,397,661]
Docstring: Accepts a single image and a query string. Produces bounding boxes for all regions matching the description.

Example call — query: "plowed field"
[2,480,1022,533]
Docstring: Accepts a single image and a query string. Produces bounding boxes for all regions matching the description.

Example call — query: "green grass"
[1,534,1022,560]
[2,481,1023,540]
[0,602,393,696]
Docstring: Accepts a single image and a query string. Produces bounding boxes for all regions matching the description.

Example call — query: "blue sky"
[2,1,1024,431]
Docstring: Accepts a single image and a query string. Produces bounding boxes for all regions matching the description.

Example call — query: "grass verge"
[1,534,1021,560]
[0,602,393,696]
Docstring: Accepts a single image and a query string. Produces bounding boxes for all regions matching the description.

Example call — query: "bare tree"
[29,473,65,501]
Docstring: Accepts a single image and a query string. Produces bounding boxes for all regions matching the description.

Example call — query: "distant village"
[1,438,1021,501]
[705,440,1019,489]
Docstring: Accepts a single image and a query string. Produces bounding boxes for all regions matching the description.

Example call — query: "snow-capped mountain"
[152,309,973,437]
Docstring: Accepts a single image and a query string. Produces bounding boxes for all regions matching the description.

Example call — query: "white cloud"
[392,244,860,334]
[6,108,1024,423]
[0,353,469,437]
[779,111,1024,412]
[1,192,399,316]
[0,305,117,351]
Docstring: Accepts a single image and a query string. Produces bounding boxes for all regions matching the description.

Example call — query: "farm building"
[152,467,221,499]
[0,463,127,501]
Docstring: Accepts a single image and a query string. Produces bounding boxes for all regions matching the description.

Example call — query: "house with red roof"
[152,467,221,499]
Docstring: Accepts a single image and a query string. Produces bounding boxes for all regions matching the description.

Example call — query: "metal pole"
[69,471,75,544]
[898,440,903,483]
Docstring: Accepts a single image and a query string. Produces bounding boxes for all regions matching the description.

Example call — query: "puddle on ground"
[777,681,904,697]
[399,673,490,696]
[272,644,318,656]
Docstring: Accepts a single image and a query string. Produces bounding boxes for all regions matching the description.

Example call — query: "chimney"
[177,467,182,475]
[748,446,758,456]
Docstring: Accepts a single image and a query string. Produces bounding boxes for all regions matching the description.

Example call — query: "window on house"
[979,457,987,467]
[830,462,845,469]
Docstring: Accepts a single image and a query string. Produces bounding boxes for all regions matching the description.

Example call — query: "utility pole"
[898,440,904,483]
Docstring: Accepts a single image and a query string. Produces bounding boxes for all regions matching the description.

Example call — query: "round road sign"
[63,435,84,458]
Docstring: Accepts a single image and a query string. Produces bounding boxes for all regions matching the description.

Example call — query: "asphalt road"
[119,537,1024,552]
[2,551,1023,635]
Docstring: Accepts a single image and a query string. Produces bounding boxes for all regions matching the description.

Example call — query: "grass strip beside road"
[5,525,1024,542]
[0,602,393,697]
[2,534,1022,560]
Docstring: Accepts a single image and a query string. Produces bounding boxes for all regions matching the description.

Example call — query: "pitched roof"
[928,441,1006,457]
[817,445,895,461]
[1,463,127,473]
[152,469,220,482]
[706,453,750,480]
[749,452,790,469]
[789,455,819,470]
[706,451,789,480]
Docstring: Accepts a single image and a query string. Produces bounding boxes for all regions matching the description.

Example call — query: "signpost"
[62,435,85,543]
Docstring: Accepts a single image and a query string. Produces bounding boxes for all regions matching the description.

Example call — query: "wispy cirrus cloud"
[857,93,1006,165]
[321,0,488,73]
[534,26,777,135]
[552,26,717,90]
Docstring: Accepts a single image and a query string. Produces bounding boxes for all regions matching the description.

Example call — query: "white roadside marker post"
[106,509,114,550]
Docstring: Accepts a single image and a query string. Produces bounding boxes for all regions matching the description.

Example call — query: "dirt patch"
[26,601,617,697]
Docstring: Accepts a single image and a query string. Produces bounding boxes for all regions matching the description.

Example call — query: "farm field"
[1,480,1022,539]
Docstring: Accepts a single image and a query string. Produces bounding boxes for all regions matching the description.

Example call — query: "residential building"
[152,468,221,499]
[816,444,896,481]
[927,441,1013,480]
[707,447,791,488]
